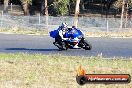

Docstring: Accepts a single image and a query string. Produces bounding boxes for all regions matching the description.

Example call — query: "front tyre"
[82,40,92,50]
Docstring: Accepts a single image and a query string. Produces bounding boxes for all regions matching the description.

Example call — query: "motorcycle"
[50,27,92,50]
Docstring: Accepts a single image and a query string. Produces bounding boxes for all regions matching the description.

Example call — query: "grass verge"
[0,53,131,88]
[1,28,132,38]
[0,28,49,35]
[86,31,132,38]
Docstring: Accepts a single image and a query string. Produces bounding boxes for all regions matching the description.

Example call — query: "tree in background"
[20,0,32,15]
[3,0,132,16]
[52,0,69,16]
[74,0,80,27]
[3,0,32,15]
[113,0,132,9]
[113,0,132,29]
[3,0,9,14]
[44,0,48,16]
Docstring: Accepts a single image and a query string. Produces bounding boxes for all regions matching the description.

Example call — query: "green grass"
[0,53,131,88]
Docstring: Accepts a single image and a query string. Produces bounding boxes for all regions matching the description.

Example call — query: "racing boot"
[53,42,63,50]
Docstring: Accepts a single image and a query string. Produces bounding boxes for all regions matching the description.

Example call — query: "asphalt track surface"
[0,33,132,58]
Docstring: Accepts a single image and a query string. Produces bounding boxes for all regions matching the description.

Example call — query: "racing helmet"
[61,23,68,30]
[61,23,68,27]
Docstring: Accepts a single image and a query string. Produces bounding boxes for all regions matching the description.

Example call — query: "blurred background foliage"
[1,0,132,16]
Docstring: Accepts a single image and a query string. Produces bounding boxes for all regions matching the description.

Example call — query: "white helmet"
[61,23,68,28]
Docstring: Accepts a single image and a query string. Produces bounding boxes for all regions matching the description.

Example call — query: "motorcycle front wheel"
[82,40,92,50]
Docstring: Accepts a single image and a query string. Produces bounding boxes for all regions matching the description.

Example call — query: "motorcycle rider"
[50,24,92,50]
[53,23,69,46]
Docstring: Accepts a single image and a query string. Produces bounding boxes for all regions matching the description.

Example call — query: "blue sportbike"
[50,27,92,50]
